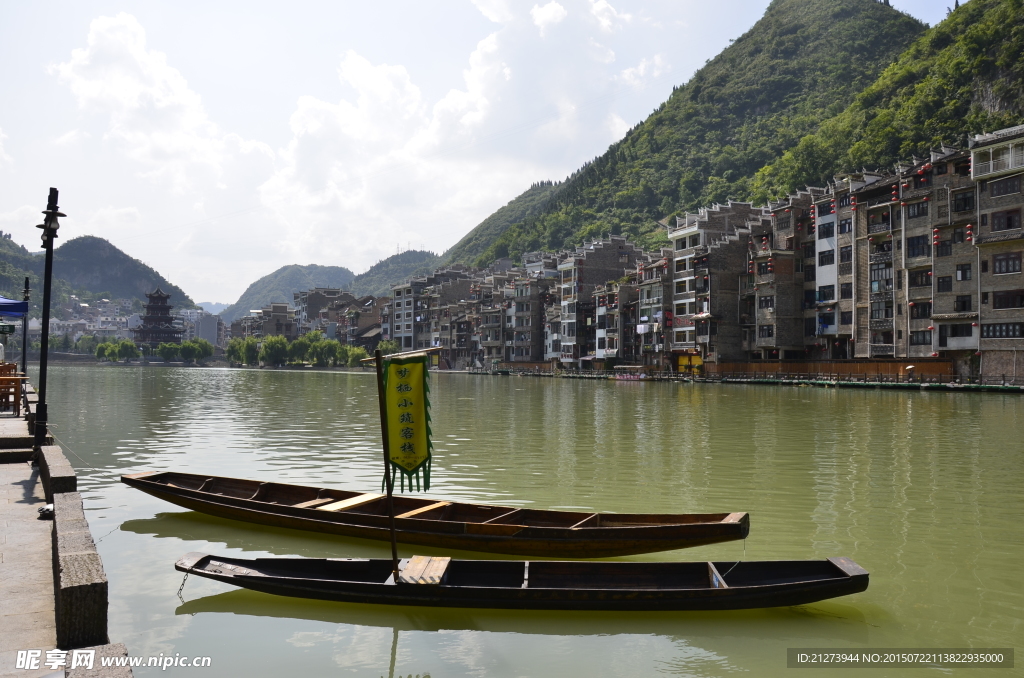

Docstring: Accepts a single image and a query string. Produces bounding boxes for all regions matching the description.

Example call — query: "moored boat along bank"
[0,378,132,677]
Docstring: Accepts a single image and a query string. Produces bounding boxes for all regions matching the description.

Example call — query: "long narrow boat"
[123,471,749,558]
[175,552,869,611]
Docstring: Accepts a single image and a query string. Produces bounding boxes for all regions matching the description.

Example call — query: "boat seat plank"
[396,502,451,519]
[399,556,450,585]
[316,493,385,512]
[482,509,522,524]
[293,497,337,509]
[707,562,729,589]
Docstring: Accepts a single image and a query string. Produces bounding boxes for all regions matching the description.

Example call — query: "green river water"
[36,365,1022,676]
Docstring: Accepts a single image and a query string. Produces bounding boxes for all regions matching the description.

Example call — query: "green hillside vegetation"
[471,0,925,265]
[441,181,560,265]
[752,0,1024,199]
[219,264,355,322]
[349,250,441,298]
[0,234,193,316]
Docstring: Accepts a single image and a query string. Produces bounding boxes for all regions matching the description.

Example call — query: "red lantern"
[927,326,934,330]
[908,302,915,306]
[972,322,978,327]
[931,352,938,357]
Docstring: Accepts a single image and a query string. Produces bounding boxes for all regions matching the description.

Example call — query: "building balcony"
[868,221,893,234]
[869,344,895,356]
[869,251,893,264]
[755,336,777,348]
[869,318,894,330]
[870,291,894,303]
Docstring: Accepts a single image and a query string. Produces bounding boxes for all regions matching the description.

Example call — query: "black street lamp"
[34,188,64,447]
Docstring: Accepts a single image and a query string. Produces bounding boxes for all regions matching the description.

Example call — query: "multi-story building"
[594,280,638,365]
[637,252,674,368]
[294,288,355,335]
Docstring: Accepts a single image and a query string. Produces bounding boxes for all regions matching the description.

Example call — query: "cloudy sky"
[0,1,946,304]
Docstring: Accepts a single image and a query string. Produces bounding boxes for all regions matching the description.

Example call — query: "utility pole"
[34,188,64,447]
[21,277,29,376]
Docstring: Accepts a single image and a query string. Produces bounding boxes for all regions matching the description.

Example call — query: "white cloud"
[588,38,616,64]
[618,54,667,88]
[471,0,514,23]
[52,129,89,146]
[531,2,568,36]
[607,112,630,140]
[0,127,12,168]
[590,0,631,32]
[51,13,272,193]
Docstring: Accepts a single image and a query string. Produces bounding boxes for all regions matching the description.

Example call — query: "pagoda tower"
[132,288,183,348]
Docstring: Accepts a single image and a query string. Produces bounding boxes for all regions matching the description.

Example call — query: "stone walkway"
[0,459,57,677]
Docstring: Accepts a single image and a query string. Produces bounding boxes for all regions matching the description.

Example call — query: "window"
[982,323,1023,338]
[934,163,947,175]
[910,330,932,345]
[952,191,975,213]
[840,282,853,299]
[803,242,815,259]
[993,252,1022,274]
[758,324,774,338]
[804,290,816,308]
[911,302,932,318]
[993,290,1024,309]
[838,218,852,234]
[757,261,771,275]
[819,249,835,266]
[992,210,1022,232]
[956,263,972,281]
[982,292,989,304]
[870,301,893,319]
[840,311,853,325]
[870,263,893,292]
[758,295,775,309]
[936,240,952,257]
[954,295,972,312]
[819,312,835,326]
[909,270,932,287]
[804,317,816,336]
[805,264,815,281]
[818,285,835,302]
[952,228,965,244]
[942,324,973,338]
[839,246,852,263]
[937,276,953,292]
[818,222,835,239]
[689,234,701,247]
[838,195,852,207]
[990,175,1021,197]
[807,223,816,236]
[954,161,971,177]
[907,235,930,258]
[907,202,929,219]
[913,173,932,189]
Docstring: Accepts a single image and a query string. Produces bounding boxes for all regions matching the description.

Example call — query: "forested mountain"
[0,234,193,315]
[441,181,560,265]
[219,264,355,322]
[469,0,927,265]
[751,0,1024,199]
[350,250,441,298]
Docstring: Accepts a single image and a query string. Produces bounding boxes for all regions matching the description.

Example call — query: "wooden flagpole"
[374,349,401,582]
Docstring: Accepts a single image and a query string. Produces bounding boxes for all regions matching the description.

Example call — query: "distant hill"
[471,0,926,264]
[219,264,355,322]
[350,250,440,298]
[0,234,193,315]
[197,301,229,315]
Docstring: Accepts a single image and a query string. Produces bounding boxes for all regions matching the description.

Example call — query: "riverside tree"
[157,343,179,362]
[288,336,311,364]
[347,346,368,366]
[226,337,244,364]
[242,336,259,365]
[259,335,289,366]
[117,339,140,362]
[376,339,400,355]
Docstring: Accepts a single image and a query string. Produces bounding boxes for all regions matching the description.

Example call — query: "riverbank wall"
[0,381,131,677]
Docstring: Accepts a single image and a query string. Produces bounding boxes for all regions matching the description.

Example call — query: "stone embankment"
[0,383,131,677]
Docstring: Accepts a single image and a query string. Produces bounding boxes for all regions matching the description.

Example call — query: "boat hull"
[175,552,869,611]
[123,471,749,558]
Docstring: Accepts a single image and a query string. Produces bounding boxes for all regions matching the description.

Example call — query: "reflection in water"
[32,366,1024,677]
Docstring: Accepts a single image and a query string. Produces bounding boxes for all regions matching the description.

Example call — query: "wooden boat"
[123,471,749,558]
[175,552,869,611]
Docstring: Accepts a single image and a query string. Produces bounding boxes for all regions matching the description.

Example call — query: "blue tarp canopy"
[0,295,28,317]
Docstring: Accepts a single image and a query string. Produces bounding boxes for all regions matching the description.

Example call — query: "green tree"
[305,330,325,344]
[308,339,340,367]
[242,336,260,365]
[376,339,400,356]
[95,342,111,361]
[288,337,311,364]
[226,337,245,364]
[104,343,120,361]
[179,341,198,364]
[192,338,215,363]
[117,339,140,362]
[335,343,350,367]
[157,343,180,362]
[347,346,368,367]
[259,335,289,366]
[77,335,99,356]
